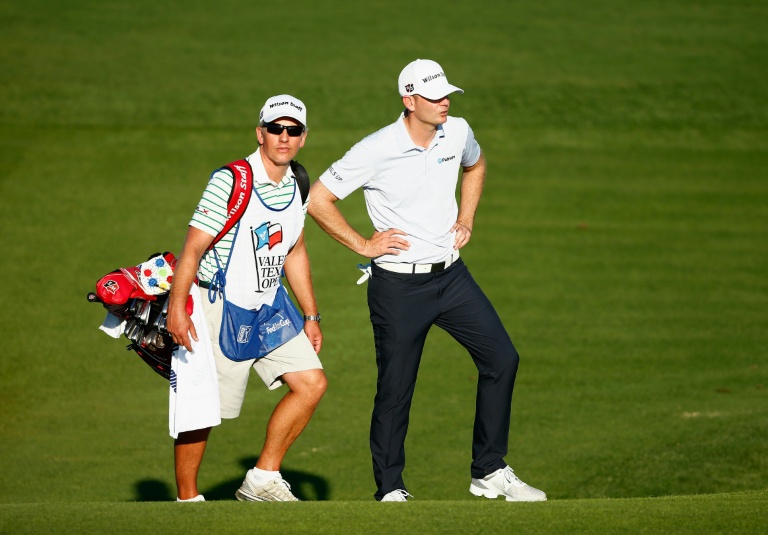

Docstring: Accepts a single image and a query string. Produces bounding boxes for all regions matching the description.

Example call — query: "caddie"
[167,94,327,502]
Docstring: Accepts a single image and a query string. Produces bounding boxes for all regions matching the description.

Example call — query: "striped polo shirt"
[189,148,308,282]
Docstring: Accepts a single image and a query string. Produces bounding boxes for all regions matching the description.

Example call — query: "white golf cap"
[398,59,464,100]
[259,94,307,128]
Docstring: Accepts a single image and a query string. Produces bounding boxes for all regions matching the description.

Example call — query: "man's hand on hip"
[362,229,411,258]
[451,221,472,249]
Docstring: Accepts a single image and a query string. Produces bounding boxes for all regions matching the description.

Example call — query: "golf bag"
[88,252,185,380]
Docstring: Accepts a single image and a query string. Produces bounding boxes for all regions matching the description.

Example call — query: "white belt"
[374,250,460,274]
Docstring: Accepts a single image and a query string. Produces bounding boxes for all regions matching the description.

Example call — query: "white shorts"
[201,294,323,419]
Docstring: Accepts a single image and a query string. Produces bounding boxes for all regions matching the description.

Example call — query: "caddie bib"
[211,160,305,361]
[223,171,303,311]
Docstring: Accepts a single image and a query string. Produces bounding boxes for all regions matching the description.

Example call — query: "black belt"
[198,281,218,291]
[374,251,461,274]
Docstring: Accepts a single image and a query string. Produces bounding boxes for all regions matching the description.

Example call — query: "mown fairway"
[1,0,766,532]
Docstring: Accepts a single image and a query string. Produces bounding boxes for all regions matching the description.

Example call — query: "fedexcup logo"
[266,315,291,334]
[438,155,456,164]
[237,325,252,344]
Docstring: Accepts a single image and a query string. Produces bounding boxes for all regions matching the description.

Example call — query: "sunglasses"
[262,122,305,137]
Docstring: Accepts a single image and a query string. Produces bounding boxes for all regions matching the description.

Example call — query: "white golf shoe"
[235,469,299,502]
[380,489,412,502]
[470,466,547,502]
[176,494,205,502]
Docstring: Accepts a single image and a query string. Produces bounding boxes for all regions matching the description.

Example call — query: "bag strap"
[290,160,310,205]
[208,159,253,250]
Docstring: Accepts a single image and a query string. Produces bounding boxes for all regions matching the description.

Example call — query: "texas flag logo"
[253,222,283,250]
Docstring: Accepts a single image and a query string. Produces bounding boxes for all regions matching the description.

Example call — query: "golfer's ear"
[402,95,416,112]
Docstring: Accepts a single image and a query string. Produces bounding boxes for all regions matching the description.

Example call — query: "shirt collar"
[394,112,446,153]
[246,147,294,188]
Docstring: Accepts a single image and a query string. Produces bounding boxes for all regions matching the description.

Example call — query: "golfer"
[308,59,546,502]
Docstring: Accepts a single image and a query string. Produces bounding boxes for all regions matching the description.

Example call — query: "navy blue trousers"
[367,259,519,499]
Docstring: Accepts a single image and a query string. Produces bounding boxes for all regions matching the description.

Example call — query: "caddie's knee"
[309,369,328,401]
[286,368,327,403]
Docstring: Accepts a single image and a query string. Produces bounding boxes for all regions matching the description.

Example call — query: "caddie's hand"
[166,305,198,352]
[451,221,472,249]
[304,321,323,354]
[362,228,410,258]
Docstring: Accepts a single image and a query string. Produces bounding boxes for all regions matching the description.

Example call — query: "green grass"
[1,491,767,535]
[1,0,767,532]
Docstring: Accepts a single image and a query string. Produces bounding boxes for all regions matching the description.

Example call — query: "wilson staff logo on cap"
[398,59,464,100]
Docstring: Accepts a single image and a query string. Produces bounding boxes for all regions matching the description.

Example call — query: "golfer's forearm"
[308,182,368,255]
[457,153,486,229]
[310,203,368,255]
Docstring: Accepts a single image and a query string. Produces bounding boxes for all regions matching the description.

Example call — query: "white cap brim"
[417,83,464,100]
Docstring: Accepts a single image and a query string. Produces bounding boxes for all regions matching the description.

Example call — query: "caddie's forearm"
[457,153,486,229]
[284,243,318,316]
[283,232,316,313]
[285,266,318,317]
[168,258,198,309]
[169,227,213,310]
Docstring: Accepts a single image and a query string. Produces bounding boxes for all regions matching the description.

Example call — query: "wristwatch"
[303,314,321,323]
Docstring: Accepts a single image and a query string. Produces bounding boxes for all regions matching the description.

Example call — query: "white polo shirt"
[319,113,482,264]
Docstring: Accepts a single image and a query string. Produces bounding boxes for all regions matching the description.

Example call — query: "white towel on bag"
[99,313,126,338]
[168,284,221,438]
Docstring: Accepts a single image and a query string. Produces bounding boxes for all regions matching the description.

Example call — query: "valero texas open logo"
[251,222,286,292]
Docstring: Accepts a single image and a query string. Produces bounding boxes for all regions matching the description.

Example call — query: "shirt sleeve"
[318,141,375,200]
[189,168,234,238]
[461,122,482,168]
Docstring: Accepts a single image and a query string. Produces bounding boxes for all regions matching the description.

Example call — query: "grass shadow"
[133,457,330,502]
[134,479,174,502]
[204,456,331,501]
